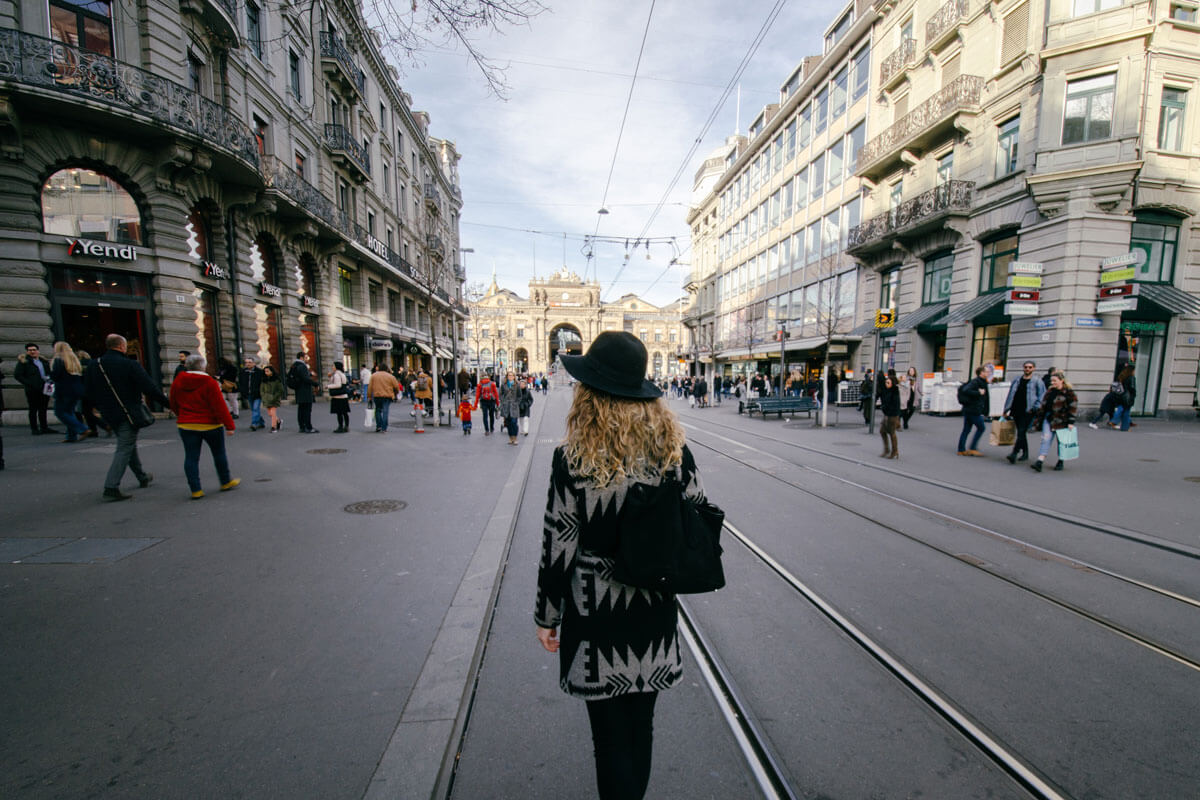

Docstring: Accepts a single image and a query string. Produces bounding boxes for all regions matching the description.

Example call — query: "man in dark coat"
[287,354,319,433]
[14,343,55,434]
[84,334,169,501]
[859,369,875,424]
[457,368,472,400]
[238,356,266,430]
[173,350,190,379]
[956,365,991,456]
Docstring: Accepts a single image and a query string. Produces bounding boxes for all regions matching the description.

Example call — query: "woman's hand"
[536,626,559,653]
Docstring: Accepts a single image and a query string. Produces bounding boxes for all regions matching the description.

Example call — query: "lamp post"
[454,247,474,394]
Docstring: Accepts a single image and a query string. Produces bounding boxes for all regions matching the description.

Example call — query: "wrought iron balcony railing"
[323,123,370,177]
[854,75,983,176]
[847,180,974,251]
[880,38,916,86]
[318,31,365,96]
[926,0,969,46]
[260,155,348,236]
[0,28,259,170]
[427,233,445,256]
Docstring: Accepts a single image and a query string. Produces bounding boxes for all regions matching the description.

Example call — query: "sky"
[391,0,847,307]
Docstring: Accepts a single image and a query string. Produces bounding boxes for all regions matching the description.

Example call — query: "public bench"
[746,396,819,419]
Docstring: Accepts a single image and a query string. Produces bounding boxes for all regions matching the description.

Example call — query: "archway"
[548,323,582,369]
[514,347,529,373]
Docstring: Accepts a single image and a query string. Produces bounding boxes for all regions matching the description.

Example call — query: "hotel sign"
[67,238,138,261]
[365,234,388,259]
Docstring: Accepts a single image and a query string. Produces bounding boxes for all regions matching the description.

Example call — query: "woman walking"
[169,354,239,498]
[498,370,521,445]
[217,357,239,418]
[899,367,922,429]
[879,374,901,459]
[535,331,706,800]
[260,365,284,432]
[517,378,534,436]
[327,361,351,433]
[1031,370,1078,472]
[50,341,89,442]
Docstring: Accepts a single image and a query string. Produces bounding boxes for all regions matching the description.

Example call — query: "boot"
[1031,459,1043,472]
[1006,452,1017,464]
[1053,461,1064,471]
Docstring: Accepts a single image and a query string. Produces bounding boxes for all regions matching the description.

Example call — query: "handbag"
[989,418,1015,446]
[610,473,726,594]
[328,384,348,397]
[96,361,155,429]
[220,379,237,393]
[1057,427,1079,460]
[42,380,55,397]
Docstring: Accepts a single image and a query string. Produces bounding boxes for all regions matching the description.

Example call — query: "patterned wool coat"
[535,444,706,699]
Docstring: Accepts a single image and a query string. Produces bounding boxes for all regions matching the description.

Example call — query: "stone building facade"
[466,269,685,378]
[0,0,465,415]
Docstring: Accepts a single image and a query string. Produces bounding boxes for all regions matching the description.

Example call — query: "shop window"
[971,323,1009,375]
[1063,73,1115,145]
[924,251,954,303]
[1129,214,1179,283]
[49,0,113,56]
[980,234,1019,293]
[42,167,141,244]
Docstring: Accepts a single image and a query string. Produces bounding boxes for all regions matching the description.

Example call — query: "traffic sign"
[874,309,895,328]
[1098,284,1139,298]
[1097,298,1137,313]
[1008,261,1044,274]
[1100,267,1135,285]
[1010,275,1043,289]
[1004,302,1040,316]
[1009,289,1040,302]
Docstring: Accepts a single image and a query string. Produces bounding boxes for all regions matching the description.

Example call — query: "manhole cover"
[307,448,347,455]
[1185,477,1200,484]
[1138,458,1159,463]
[833,441,862,447]
[344,499,408,515]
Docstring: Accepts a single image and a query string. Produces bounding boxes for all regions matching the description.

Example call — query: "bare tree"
[809,252,853,428]
[362,0,547,96]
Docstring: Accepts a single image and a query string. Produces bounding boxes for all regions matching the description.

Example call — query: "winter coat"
[499,380,522,417]
[476,377,499,406]
[260,375,284,408]
[169,371,236,430]
[535,445,706,698]
[1034,387,1078,431]
[899,376,922,410]
[959,376,989,416]
[84,351,169,427]
[879,384,901,417]
[414,373,434,401]
[238,366,265,400]
[14,353,51,392]
[457,370,472,394]
[287,360,318,403]
[368,370,400,399]
[50,358,84,405]
[518,386,534,416]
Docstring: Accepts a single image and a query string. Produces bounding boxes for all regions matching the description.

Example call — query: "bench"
[747,396,819,419]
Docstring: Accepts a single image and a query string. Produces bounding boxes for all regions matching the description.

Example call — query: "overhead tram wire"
[602,0,789,301]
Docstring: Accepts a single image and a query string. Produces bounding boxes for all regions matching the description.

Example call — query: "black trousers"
[1010,410,1034,457]
[25,389,50,432]
[297,402,313,431]
[585,691,658,800]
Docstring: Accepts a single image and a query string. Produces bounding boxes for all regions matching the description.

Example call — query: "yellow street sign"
[875,309,896,328]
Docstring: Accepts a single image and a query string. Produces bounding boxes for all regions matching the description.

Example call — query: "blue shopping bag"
[1057,427,1079,460]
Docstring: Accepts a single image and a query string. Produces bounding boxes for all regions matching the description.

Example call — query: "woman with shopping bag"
[1030,370,1078,472]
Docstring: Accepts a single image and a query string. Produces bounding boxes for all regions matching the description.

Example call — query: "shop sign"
[1075,317,1103,327]
[406,343,422,355]
[1100,251,1141,269]
[259,281,282,298]
[301,294,320,309]
[343,338,355,348]
[1004,302,1040,316]
[1009,275,1042,289]
[1009,289,1039,302]
[1033,318,1056,328]
[1008,261,1044,274]
[67,238,138,261]
[1098,284,1138,298]
[828,343,848,354]
[1097,298,1137,313]
[1121,321,1166,333]
[368,338,393,350]
[1099,267,1135,285]
[201,260,230,280]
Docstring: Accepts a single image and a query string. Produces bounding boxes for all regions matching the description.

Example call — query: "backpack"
[286,363,302,390]
[1109,380,1124,395]
[956,381,971,406]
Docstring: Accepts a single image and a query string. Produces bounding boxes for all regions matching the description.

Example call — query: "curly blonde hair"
[563,383,685,488]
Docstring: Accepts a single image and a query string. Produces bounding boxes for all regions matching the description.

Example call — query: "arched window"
[186,206,212,261]
[296,254,317,297]
[250,234,278,285]
[652,352,663,376]
[42,167,141,244]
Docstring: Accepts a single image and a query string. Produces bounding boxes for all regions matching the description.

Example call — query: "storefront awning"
[435,348,454,359]
[848,320,877,337]
[413,342,432,354]
[1138,283,1200,316]
[944,292,1006,324]
[895,301,949,330]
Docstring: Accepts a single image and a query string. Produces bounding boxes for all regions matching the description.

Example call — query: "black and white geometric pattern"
[535,446,707,699]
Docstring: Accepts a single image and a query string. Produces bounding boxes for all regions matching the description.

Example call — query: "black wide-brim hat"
[561,331,662,399]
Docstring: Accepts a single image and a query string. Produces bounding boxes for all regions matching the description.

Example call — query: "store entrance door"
[59,303,151,369]
[1115,320,1167,415]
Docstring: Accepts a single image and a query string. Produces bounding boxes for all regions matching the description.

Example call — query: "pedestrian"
[827,367,841,407]
[173,350,190,379]
[77,350,109,437]
[84,333,169,501]
[1031,370,1078,472]
[541,374,550,394]
[458,396,473,435]
[217,357,239,418]
[1113,363,1137,431]
[535,331,706,800]
[359,364,372,403]
[14,342,55,435]
[879,374,901,459]
[286,354,319,433]
[368,363,400,432]
[858,369,875,425]
[50,342,89,442]
[1003,360,1045,463]
[518,378,534,436]
[475,372,499,435]
[238,356,266,430]
[956,365,990,456]
[327,361,351,433]
[457,367,472,401]
[899,367,922,429]
[169,353,239,499]
[260,365,284,432]
[414,369,434,417]
[499,370,521,445]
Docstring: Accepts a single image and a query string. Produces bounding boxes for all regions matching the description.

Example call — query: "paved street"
[2,390,1198,799]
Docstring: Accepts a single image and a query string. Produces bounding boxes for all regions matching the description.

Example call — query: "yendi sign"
[259,281,282,298]
[67,238,138,261]
[301,294,320,309]
[202,260,230,280]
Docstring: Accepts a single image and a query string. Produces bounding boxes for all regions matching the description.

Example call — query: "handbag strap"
[96,360,135,426]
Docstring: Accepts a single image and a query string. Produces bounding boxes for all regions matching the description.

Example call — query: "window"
[1002,2,1029,65]
[924,251,955,303]
[782,179,793,219]
[831,66,848,121]
[852,46,870,101]
[1073,0,1122,15]
[253,116,268,156]
[826,10,853,52]
[772,133,784,171]
[289,50,302,101]
[811,153,825,200]
[846,122,865,171]
[794,168,808,209]
[814,87,829,134]
[880,268,900,308]
[1063,73,1115,144]
[823,209,840,257]
[770,190,781,227]
[971,324,1009,375]
[828,140,844,190]
[294,151,306,179]
[843,195,861,247]
[1130,214,1180,282]
[49,0,113,56]
[780,237,792,275]
[368,282,381,314]
[798,105,812,148]
[936,151,954,184]
[1159,88,1186,150]
[980,234,1019,293]
[785,119,797,162]
[889,180,903,210]
[246,1,264,60]
[996,116,1020,176]
[806,221,821,264]
[339,267,354,307]
[1172,3,1198,20]
[187,53,203,94]
[186,207,212,261]
[367,211,376,236]
[41,167,141,244]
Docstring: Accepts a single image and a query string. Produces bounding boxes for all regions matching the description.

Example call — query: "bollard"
[413,400,425,433]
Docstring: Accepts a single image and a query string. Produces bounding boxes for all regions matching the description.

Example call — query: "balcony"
[854,75,983,181]
[323,123,370,181]
[180,0,239,44]
[926,0,970,51]
[846,180,974,255]
[0,28,258,173]
[319,31,366,99]
[260,155,351,239]
[880,38,917,89]
[424,182,441,212]
[427,234,445,259]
